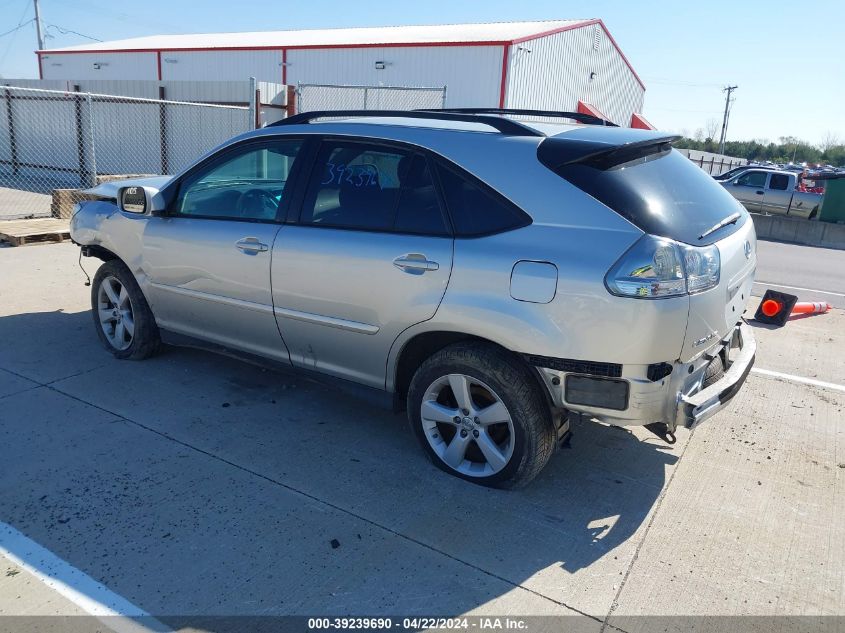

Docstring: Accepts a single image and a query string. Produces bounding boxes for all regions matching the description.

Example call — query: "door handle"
[235,237,269,254]
[393,253,439,274]
[755,190,764,195]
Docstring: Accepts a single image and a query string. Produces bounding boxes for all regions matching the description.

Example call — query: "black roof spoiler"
[538,130,681,170]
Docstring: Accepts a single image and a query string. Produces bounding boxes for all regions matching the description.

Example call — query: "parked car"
[720,168,823,218]
[70,109,757,488]
[713,165,755,181]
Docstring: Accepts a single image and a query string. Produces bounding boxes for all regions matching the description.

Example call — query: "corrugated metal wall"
[286,45,502,107]
[159,50,283,83]
[36,29,645,122]
[40,52,158,80]
[505,23,644,125]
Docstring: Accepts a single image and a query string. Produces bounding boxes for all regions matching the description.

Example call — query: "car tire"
[91,260,161,360]
[702,354,725,389]
[407,342,556,489]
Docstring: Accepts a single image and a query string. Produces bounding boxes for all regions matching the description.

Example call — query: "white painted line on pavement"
[753,281,843,298]
[0,521,170,633]
[751,367,845,394]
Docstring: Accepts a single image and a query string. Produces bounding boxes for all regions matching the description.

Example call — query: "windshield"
[551,147,749,245]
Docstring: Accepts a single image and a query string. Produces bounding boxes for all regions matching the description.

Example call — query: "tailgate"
[681,219,756,362]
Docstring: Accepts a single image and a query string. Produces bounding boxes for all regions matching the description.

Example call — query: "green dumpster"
[818,175,845,223]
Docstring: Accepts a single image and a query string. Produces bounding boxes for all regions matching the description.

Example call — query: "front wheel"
[91,260,161,360]
[407,343,556,489]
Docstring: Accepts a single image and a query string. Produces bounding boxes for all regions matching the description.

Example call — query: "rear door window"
[768,173,790,190]
[299,141,449,235]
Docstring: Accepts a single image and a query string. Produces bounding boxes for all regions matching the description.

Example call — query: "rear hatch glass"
[543,144,749,246]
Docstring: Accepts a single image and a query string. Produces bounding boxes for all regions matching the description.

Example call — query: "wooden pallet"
[0,218,71,247]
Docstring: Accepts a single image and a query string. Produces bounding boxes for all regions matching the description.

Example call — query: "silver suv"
[70,109,757,488]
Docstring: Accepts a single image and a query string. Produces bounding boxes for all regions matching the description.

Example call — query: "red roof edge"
[630,112,656,130]
[577,100,611,122]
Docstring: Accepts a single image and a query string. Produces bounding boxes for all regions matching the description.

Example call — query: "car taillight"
[605,235,720,299]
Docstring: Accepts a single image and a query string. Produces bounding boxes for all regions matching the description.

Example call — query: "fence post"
[363,87,369,110]
[86,92,97,186]
[3,86,19,175]
[73,87,93,187]
[285,85,296,118]
[158,85,169,174]
[441,85,447,109]
[248,76,257,130]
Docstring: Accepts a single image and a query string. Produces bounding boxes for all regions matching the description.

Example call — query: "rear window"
[548,147,748,245]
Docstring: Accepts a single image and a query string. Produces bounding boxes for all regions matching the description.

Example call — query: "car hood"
[83,175,173,200]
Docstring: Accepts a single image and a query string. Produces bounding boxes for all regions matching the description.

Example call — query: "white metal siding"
[159,50,283,83]
[40,52,158,81]
[505,24,644,126]
[286,46,502,108]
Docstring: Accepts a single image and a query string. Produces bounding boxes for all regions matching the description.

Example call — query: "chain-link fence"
[1,86,253,219]
[296,83,447,114]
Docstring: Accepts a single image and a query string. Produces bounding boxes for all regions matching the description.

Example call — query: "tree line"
[673,130,844,166]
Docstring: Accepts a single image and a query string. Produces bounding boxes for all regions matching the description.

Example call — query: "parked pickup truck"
[720,168,823,219]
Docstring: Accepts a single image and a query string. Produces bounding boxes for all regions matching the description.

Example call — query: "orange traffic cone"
[790,301,831,316]
[754,290,798,326]
[760,299,783,317]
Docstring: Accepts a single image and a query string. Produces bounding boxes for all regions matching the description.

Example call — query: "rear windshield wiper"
[698,212,741,240]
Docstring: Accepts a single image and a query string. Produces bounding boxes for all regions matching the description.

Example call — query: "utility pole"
[33,0,45,50]
[718,85,737,155]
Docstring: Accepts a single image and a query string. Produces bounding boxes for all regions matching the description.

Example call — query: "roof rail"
[417,108,617,127]
[268,109,544,137]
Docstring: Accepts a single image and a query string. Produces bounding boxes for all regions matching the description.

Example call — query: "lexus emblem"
[744,240,752,259]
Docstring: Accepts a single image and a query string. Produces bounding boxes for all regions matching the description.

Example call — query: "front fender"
[70,200,150,279]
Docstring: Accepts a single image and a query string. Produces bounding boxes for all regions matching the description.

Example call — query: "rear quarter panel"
[387,220,691,390]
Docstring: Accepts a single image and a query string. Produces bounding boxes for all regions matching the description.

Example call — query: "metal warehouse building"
[36,19,648,127]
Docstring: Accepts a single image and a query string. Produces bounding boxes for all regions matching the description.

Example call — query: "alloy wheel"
[420,374,515,477]
[97,275,135,351]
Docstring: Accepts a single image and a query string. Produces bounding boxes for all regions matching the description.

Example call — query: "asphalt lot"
[753,239,845,308]
[0,241,843,632]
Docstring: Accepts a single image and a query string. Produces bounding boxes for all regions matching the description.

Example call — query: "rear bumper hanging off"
[677,322,756,428]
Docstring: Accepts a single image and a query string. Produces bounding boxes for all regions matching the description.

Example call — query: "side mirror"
[119,187,147,213]
[118,186,166,215]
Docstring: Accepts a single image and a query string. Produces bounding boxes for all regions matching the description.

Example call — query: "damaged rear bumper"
[677,322,756,428]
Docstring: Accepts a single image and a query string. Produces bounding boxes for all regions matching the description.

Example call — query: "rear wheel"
[702,354,725,389]
[407,343,556,488]
[91,260,160,360]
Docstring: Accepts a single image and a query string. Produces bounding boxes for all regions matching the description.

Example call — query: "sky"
[1,0,842,146]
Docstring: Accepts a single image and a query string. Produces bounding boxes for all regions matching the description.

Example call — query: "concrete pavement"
[0,243,843,631]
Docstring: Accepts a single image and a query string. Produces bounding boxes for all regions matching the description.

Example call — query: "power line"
[0,17,33,39]
[0,0,32,69]
[641,76,723,88]
[44,22,102,42]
